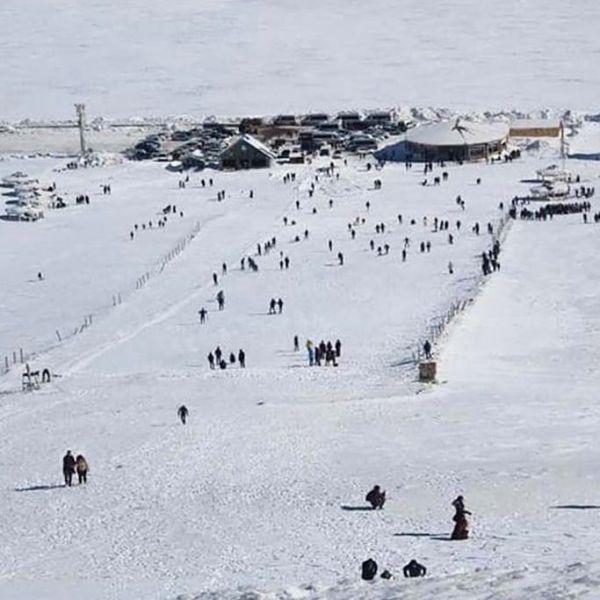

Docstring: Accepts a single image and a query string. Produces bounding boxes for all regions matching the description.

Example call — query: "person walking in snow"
[177,405,189,425]
[238,349,246,368]
[277,298,284,314]
[62,450,76,487]
[450,495,471,540]
[216,290,225,310]
[269,298,276,315]
[306,339,314,366]
[75,454,88,484]
[208,352,215,369]
[423,340,432,360]
[334,339,341,357]
[294,335,299,352]
[314,346,322,366]
[198,308,207,324]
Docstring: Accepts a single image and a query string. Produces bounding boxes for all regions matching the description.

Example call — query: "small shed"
[509,119,562,138]
[220,135,276,170]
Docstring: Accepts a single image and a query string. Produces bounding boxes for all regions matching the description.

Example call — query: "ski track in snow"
[1,135,600,599]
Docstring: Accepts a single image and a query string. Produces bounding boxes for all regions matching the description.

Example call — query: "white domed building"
[380,119,509,161]
[404,119,509,162]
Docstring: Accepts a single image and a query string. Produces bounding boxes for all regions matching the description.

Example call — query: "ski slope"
[1,0,600,121]
[2,135,600,599]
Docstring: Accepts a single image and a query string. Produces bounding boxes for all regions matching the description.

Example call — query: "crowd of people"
[129,202,184,241]
[513,201,591,221]
[305,339,342,366]
[358,491,471,581]
[207,346,246,370]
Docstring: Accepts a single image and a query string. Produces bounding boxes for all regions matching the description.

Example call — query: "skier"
[62,450,76,487]
[366,485,386,509]
[222,262,227,274]
[277,298,284,314]
[238,348,246,368]
[328,239,333,251]
[269,298,276,315]
[403,560,427,578]
[177,405,189,425]
[207,352,215,369]
[335,339,341,357]
[198,308,207,324]
[212,272,218,286]
[338,252,344,266]
[294,335,299,351]
[215,346,222,362]
[76,454,88,484]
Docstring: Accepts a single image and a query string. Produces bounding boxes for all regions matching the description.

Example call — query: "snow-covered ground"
[2,127,600,599]
[1,0,600,121]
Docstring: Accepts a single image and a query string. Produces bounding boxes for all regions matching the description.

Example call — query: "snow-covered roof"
[229,135,276,159]
[510,119,561,130]
[406,119,509,147]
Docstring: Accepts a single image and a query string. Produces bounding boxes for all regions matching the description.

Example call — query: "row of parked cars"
[126,110,410,170]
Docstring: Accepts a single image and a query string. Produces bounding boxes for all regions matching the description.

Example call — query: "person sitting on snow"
[366,485,386,509]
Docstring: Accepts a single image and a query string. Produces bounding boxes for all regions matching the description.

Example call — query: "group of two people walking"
[62,450,88,487]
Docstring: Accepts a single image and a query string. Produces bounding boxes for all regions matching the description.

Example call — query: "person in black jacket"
[177,405,189,425]
[63,450,76,487]
[366,485,386,509]
[403,559,426,578]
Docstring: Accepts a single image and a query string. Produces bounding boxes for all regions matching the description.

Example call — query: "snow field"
[1,145,600,599]
[2,0,600,121]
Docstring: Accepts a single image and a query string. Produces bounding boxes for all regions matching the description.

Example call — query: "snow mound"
[178,562,600,600]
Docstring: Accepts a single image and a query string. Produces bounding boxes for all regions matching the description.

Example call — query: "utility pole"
[560,120,566,169]
[74,103,87,157]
